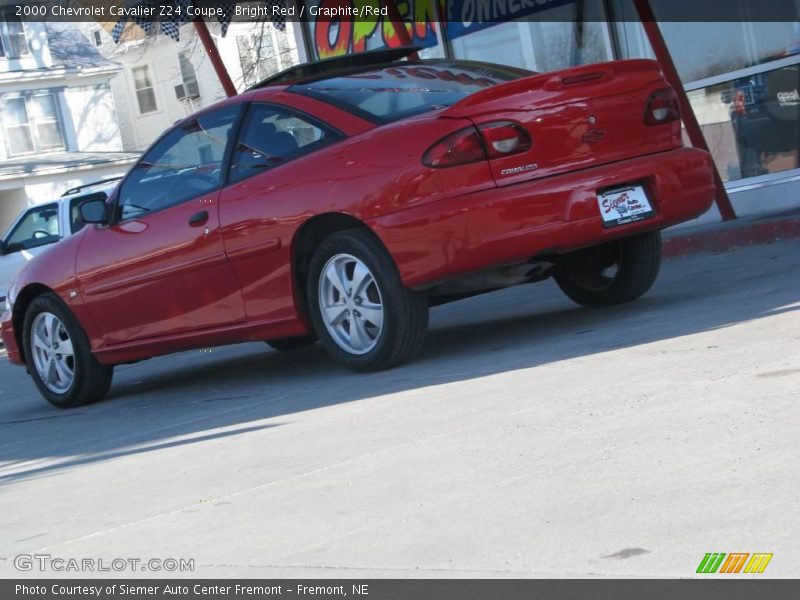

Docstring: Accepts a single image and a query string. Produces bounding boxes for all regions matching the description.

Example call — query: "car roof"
[60,181,118,202]
[60,177,122,197]
[37,181,119,208]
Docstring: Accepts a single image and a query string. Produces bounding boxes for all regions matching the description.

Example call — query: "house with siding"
[0,18,138,232]
[81,21,302,152]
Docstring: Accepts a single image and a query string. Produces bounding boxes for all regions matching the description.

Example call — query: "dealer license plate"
[597,185,655,228]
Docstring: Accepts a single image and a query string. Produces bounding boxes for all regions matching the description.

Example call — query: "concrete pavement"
[0,241,798,578]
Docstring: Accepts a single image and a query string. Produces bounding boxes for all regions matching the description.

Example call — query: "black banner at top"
[0,0,798,23]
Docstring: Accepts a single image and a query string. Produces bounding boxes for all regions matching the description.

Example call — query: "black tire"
[265,335,317,352]
[307,228,428,372]
[554,231,662,308]
[22,293,113,408]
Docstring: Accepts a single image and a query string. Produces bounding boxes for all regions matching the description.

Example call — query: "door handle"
[188,211,209,227]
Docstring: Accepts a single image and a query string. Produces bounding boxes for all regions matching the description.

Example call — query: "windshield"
[5,203,60,252]
[291,60,531,123]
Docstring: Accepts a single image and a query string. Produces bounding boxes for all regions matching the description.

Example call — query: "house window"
[132,65,158,114]
[236,33,279,87]
[0,15,31,59]
[1,93,65,156]
[2,98,33,154]
[178,52,200,98]
[30,94,64,149]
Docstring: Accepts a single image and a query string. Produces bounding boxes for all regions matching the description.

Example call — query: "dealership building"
[7,0,796,226]
[291,0,800,222]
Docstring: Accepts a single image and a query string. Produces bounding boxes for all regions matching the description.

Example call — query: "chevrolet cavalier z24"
[0,50,715,407]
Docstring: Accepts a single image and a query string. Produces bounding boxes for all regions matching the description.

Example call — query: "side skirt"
[92,317,311,366]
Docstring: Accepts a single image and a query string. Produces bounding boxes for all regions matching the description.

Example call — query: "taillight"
[644,87,680,126]
[422,121,532,168]
[422,126,485,168]
[478,121,532,159]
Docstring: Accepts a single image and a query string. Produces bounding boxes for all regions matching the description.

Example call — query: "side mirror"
[79,195,109,225]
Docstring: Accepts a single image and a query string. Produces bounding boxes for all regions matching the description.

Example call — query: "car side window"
[5,203,60,252]
[228,104,340,184]
[117,105,239,220]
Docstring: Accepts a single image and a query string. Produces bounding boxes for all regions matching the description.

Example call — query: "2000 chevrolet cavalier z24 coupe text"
[0,48,715,408]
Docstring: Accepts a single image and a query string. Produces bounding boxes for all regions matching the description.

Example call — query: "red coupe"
[0,49,715,407]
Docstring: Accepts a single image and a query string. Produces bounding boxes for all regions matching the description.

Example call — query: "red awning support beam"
[193,18,237,98]
[384,0,418,60]
[632,0,737,221]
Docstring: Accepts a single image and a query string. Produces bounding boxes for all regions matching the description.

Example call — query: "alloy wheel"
[318,253,384,355]
[30,312,75,394]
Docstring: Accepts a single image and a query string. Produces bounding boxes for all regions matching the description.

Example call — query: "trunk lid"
[442,60,682,187]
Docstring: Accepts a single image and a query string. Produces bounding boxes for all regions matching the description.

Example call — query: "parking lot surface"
[1,241,798,578]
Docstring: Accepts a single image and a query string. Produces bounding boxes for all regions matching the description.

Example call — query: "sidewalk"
[663,206,800,258]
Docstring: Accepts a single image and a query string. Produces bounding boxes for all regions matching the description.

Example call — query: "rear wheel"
[23,293,113,408]
[554,231,662,308]
[307,229,428,372]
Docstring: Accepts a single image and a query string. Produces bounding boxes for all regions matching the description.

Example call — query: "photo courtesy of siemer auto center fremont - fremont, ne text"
[0,0,799,598]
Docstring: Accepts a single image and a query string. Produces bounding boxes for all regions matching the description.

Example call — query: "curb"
[663,214,800,259]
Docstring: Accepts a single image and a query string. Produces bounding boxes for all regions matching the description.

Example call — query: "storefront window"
[306,0,615,67]
[610,0,800,183]
[450,1,613,72]
[307,0,445,60]
[658,22,800,83]
[688,63,800,182]
[612,1,800,83]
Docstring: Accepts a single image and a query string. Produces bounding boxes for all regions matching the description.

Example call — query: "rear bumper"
[371,147,716,288]
[0,308,22,365]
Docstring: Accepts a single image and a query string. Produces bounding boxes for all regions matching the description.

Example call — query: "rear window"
[290,61,530,123]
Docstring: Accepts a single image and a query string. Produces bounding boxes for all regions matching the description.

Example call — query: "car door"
[0,203,61,297]
[219,102,343,322]
[76,105,247,347]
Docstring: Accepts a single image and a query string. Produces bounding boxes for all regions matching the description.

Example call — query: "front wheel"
[554,231,662,308]
[307,229,429,372]
[23,293,113,408]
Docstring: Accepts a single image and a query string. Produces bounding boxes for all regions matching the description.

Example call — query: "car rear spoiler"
[442,59,663,118]
[249,46,422,89]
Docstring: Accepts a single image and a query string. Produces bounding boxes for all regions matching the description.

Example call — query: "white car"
[0,179,119,303]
